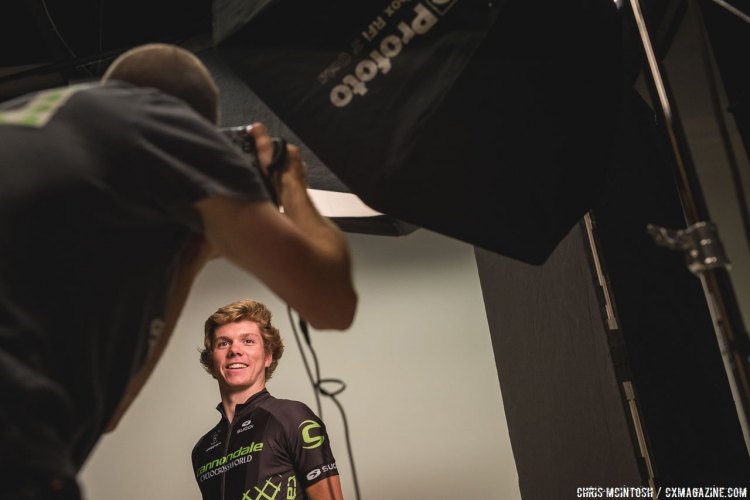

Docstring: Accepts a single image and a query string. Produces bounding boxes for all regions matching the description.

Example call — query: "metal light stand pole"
[628,0,750,453]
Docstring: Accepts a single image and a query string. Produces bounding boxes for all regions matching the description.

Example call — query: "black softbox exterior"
[214,0,621,264]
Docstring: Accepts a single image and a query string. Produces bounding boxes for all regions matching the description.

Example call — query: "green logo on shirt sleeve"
[299,420,325,450]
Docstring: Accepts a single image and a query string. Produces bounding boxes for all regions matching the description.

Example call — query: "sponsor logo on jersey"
[286,476,298,498]
[299,420,325,450]
[196,442,264,476]
[307,469,321,481]
[305,462,337,482]
[205,431,222,452]
[237,419,255,434]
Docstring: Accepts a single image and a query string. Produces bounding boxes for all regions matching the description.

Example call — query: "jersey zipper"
[220,416,234,500]
[218,393,265,500]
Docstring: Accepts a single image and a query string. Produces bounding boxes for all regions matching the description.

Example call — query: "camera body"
[220,125,257,154]
[220,124,286,206]
[220,124,287,177]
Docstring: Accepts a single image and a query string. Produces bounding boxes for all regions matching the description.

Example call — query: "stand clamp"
[647,221,731,274]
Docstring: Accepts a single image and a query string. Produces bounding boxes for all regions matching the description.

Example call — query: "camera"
[220,124,287,206]
[220,125,257,155]
[220,124,288,176]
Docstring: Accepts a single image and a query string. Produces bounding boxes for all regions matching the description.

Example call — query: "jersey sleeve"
[278,400,339,490]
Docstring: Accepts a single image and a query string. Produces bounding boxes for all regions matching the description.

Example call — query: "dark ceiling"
[0,0,747,258]
[0,0,211,97]
[0,0,689,94]
[1,0,210,64]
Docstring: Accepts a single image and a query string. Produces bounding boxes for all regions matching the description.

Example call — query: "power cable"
[39,0,77,59]
[38,0,93,76]
[287,305,322,418]
[287,305,361,500]
[97,0,105,74]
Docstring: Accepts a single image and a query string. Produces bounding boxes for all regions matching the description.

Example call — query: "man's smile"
[227,363,248,369]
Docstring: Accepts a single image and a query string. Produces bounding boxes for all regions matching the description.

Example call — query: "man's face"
[211,320,272,394]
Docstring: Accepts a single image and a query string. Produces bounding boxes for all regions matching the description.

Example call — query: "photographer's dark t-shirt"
[0,81,268,482]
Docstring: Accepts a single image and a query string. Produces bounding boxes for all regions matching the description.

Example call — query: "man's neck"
[220,385,265,423]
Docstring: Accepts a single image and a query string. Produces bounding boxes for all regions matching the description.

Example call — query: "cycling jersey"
[192,390,338,500]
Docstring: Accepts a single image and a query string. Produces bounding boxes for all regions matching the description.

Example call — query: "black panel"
[476,225,644,499]
[591,91,750,484]
[477,91,750,498]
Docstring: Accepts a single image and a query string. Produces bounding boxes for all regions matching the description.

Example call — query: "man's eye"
[216,340,229,348]
[244,338,255,344]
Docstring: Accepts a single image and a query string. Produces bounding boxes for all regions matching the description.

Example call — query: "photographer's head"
[103,43,219,124]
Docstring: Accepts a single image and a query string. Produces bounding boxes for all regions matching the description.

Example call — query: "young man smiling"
[212,319,271,416]
[193,299,343,500]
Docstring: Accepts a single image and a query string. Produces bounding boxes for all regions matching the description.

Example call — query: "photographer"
[0,43,356,499]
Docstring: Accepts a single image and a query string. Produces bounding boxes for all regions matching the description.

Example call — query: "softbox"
[214,0,621,264]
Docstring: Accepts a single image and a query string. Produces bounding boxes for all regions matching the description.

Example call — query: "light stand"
[629,0,750,453]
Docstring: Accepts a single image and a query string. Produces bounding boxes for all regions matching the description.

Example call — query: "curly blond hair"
[200,299,285,381]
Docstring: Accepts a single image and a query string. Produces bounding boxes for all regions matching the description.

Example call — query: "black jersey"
[192,390,338,500]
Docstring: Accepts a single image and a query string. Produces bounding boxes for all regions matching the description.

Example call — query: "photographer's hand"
[249,122,308,207]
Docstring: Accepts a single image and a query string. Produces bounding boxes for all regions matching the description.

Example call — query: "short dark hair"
[102,43,219,124]
[201,299,285,381]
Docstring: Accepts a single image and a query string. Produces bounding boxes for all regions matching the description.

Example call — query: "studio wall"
[79,229,521,500]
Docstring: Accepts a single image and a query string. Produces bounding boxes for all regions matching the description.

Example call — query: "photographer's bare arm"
[195,123,357,330]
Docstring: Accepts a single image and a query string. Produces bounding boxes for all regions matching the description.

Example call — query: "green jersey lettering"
[196,442,265,476]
